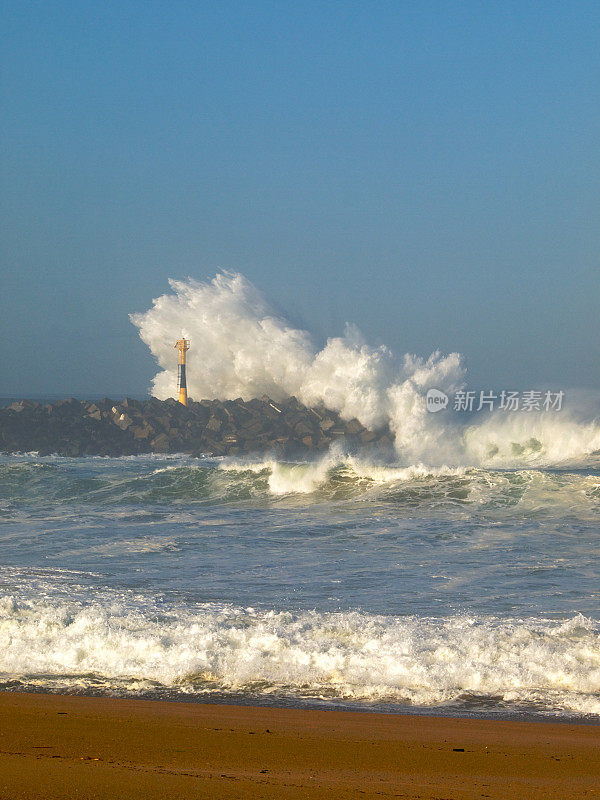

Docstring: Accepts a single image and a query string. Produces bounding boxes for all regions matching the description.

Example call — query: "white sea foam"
[463,412,600,467]
[131,272,600,468]
[130,272,464,457]
[0,589,599,714]
[219,453,466,495]
[4,451,600,514]
[220,447,351,494]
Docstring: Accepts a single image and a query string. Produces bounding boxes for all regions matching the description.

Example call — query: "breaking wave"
[0,587,599,715]
[131,272,600,468]
[3,454,600,523]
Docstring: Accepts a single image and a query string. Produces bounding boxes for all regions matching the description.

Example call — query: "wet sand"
[0,692,598,799]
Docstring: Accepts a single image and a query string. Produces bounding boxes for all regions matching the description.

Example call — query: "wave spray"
[131,272,600,467]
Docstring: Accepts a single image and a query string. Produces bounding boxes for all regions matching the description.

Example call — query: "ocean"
[1,450,599,719]
[2,272,599,719]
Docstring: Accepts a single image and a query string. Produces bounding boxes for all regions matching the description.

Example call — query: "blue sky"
[1,1,599,396]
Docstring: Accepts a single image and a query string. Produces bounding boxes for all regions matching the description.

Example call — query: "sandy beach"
[0,693,598,799]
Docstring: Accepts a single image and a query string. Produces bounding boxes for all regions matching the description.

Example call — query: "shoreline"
[3,685,600,726]
[1,691,599,799]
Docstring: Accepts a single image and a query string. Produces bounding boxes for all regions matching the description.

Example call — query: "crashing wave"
[131,272,600,467]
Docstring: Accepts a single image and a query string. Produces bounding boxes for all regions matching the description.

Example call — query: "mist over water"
[131,272,600,467]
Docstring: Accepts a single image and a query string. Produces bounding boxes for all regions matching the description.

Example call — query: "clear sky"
[1,1,599,397]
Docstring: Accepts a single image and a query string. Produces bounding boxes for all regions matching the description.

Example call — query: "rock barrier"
[0,396,393,457]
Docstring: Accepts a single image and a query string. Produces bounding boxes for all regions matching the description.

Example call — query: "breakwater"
[0,396,392,457]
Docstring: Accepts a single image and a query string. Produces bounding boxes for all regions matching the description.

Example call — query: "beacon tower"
[174,339,190,406]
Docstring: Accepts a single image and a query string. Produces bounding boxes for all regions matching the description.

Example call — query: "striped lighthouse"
[174,338,190,405]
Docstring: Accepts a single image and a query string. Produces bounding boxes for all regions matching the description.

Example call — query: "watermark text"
[426,389,564,413]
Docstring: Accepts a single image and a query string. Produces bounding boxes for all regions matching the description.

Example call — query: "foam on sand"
[1,586,599,715]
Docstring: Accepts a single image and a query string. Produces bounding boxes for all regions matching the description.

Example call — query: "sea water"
[1,450,599,719]
[2,270,599,717]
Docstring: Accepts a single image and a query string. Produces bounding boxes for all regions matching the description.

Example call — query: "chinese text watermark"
[426,389,564,413]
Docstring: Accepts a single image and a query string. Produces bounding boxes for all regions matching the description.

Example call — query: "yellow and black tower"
[174,338,190,405]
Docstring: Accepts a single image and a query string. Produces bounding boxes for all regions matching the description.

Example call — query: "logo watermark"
[426,389,450,413]
[426,389,564,413]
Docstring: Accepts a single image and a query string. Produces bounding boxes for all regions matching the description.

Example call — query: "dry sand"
[0,692,598,799]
